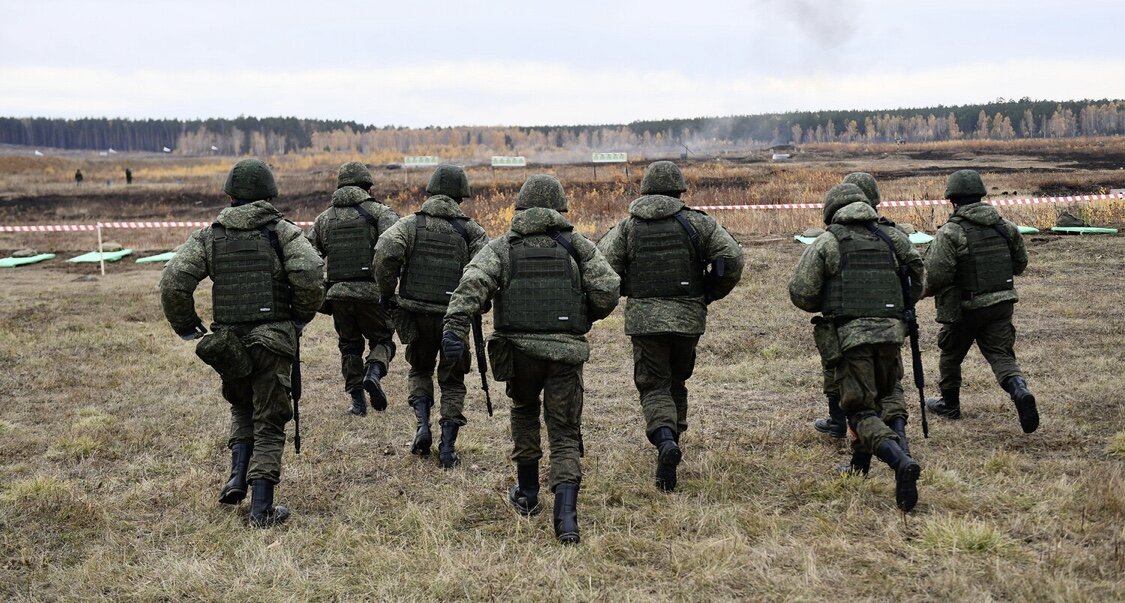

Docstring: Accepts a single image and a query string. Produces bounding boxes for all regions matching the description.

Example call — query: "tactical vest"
[494,231,589,335]
[399,214,470,305]
[324,204,378,282]
[950,217,1015,297]
[210,223,292,324]
[821,223,903,320]
[627,210,704,298]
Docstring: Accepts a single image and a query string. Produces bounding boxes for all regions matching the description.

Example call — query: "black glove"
[480,299,493,314]
[293,320,309,335]
[177,322,207,341]
[441,331,465,360]
[379,295,398,311]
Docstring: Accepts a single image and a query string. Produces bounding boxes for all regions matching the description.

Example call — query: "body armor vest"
[325,205,377,282]
[627,210,704,298]
[399,214,470,305]
[821,223,903,319]
[494,232,589,335]
[950,217,1014,297]
[211,223,292,324]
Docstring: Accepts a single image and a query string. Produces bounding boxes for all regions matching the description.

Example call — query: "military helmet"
[426,164,471,199]
[337,161,374,189]
[944,170,987,199]
[823,183,869,224]
[515,174,568,212]
[842,172,880,207]
[640,160,687,195]
[223,159,278,201]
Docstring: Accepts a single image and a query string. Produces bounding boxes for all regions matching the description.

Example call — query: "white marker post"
[491,156,527,183]
[592,152,627,182]
[403,155,440,185]
[96,222,106,276]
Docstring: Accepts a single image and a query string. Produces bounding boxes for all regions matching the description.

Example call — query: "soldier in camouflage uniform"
[789,183,924,512]
[597,161,743,492]
[374,165,488,468]
[160,159,324,527]
[307,162,399,416]
[441,175,620,544]
[921,170,1038,433]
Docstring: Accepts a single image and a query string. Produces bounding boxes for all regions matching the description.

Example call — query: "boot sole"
[557,532,580,545]
[364,380,388,412]
[439,455,461,469]
[218,487,246,505]
[655,445,682,492]
[1015,393,1039,433]
[813,423,847,438]
[925,400,961,419]
[895,462,921,512]
[250,507,290,528]
[411,434,432,456]
[509,487,541,516]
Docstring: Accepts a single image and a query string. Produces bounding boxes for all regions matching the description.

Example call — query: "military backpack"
[399,214,471,305]
[495,231,589,334]
[949,217,1014,298]
[821,223,903,320]
[627,210,704,298]
[210,222,292,324]
[324,203,380,282]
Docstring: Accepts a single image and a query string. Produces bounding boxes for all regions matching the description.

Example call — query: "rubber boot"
[1003,376,1039,433]
[509,462,541,516]
[248,479,290,528]
[835,450,872,476]
[875,439,921,512]
[218,441,252,504]
[363,363,388,412]
[348,389,367,416]
[438,421,460,469]
[553,483,580,545]
[813,394,847,438]
[888,416,910,457]
[925,389,960,419]
[653,427,682,492]
[410,397,432,456]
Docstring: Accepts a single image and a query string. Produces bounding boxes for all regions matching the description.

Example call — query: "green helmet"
[515,174,568,212]
[944,170,987,199]
[823,183,868,224]
[842,172,880,207]
[426,164,471,199]
[223,159,278,201]
[337,161,374,189]
[640,161,687,195]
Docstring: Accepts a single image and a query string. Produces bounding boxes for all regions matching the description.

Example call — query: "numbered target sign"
[491,156,527,167]
[592,152,627,163]
[404,156,440,167]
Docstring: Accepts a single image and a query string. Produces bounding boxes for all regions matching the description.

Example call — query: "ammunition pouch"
[811,315,842,365]
[195,329,252,381]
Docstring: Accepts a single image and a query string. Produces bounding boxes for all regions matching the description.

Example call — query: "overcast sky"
[2,0,1123,127]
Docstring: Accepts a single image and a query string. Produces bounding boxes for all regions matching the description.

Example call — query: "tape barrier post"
[96,222,106,276]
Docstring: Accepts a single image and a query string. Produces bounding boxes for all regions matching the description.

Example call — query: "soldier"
[374,165,488,468]
[159,159,324,527]
[597,161,743,492]
[307,162,399,416]
[921,170,1038,433]
[74,169,83,186]
[441,175,620,544]
[789,183,924,512]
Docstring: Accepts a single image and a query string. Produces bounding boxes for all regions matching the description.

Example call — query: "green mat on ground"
[795,233,934,245]
[1050,226,1118,235]
[1017,225,1039,234]
[0,253,56,268]
[136,251,176,264]
[67,249,133,263]
[794,235,818,245]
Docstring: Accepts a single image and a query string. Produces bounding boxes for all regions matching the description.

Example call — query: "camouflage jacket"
[159,201,325,359]
[443,207,620,364]
[597,194,744,336]
[924,202,1027,311]
[374,195,489,314]
[788,201,924,352]
[306,186,399,302]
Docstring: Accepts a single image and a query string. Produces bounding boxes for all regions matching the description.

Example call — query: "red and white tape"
[695,192,1125,211]
[0,220,314,233]
[0,224,99,232]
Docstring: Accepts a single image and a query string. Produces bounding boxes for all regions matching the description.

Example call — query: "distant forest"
[3,99,1124,156]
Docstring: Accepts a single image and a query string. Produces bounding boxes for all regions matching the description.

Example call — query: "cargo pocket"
[487,337,514,382]
[935,287,963,324]
[196,329,252,381]
[811,317,842,366]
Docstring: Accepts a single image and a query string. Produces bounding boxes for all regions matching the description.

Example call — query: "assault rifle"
[292,331,303,453]
[471,314,493,417]
[903,272,929,438]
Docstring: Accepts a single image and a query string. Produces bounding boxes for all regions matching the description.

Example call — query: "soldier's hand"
[177,323,207,341]
[480,299,493,314]
[919,287,933,300]
[441,331,465,360]
[379,295,398,311]
[293,320,309,335]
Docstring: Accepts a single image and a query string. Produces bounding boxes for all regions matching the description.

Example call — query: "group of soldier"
[158,156,1038,544]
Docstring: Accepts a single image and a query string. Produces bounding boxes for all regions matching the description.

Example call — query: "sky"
[2,0,1124,127]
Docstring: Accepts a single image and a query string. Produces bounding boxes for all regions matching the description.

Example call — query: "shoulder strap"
[547,229,582,264]
[260,222,285,264]
[671,210,703,261]
[446,217,471,245]
[354,203,380,228]
[990,223,1012,244]
[865,222,897,257]
[212,223,226,239]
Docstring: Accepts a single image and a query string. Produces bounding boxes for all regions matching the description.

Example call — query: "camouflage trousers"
[814,320,907,419]
[632,334,699,442]
[221,344,293,483]
[332,300,396,393]
[937,302,1022,392]
[835,343,904,454]
[404,312,470,425]
[505,348,584,491]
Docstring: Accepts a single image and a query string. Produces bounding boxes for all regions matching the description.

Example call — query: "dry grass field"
[1,140,1124,601]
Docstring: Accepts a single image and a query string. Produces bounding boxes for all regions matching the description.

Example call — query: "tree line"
[3,99,1123,156]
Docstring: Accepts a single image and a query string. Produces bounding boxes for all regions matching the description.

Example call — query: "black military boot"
[348,389,367,416]
[925,389,961,419]
[1003,376,1039,434]
[218,441,252,504]
[363,363,388,411]
[888,416,910,457]
[410,397,432,456]
[813,394,847,438]
[438,421,461,469]
[509,462,541,516]
[553,483,580,545]
[248,479,290,528]
[835,450,872,476]
[875,439,921,512]
[653,427,682,492]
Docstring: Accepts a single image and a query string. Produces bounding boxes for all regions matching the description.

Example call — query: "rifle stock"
[471,315,493,417]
